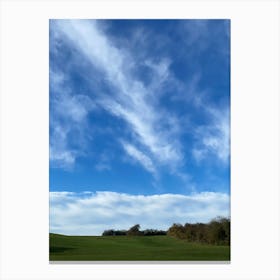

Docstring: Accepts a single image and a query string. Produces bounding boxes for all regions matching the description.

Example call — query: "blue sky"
[49,19,230,235]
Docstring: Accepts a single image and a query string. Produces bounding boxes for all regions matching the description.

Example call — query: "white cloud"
[95,163,111,172]
[57,94,94,123]
[49,66,95,168]
[53,20,183,174]
[50,146,75,167]
[51,20,229,176]
[203,122,229,162]
[121,142,157,176]
[94,153,111,172]
[144,58,171,91]
[50,191,230,235]
[193,108,230,163]
[49,119,77,168]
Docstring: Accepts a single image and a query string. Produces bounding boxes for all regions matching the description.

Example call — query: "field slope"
[50,233,230,261]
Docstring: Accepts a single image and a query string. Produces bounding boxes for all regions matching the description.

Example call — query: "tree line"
[167,217,230,245]
[102,224,167,236]
[102,216,230,245]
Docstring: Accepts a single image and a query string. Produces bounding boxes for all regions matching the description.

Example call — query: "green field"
[49,233,230,261]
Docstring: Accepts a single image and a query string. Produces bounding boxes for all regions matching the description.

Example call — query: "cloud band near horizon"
[50,191,230,235]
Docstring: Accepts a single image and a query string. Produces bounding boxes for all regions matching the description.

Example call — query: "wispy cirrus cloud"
[121,142,157,176]
[50,191,230,235]
[169,70,229,165]
[49,67,95,168]
[193,108,230,163]
[51,19,183,175]
[50,19,230,190]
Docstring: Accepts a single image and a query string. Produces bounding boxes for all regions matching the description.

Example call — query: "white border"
[1,0,279,279]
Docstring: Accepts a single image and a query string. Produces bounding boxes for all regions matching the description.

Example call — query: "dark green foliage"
[142,229,167,236]
[102,229,126,236]
[167,217,230,245]
[208,217,230,245]
[102,217,230,244]
[102,225,167,236]
[102,229,115,236]
[184,223,208,243]
[127,224,143,236]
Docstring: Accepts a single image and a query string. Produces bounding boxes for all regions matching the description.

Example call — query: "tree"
[208,217,229,245]
[143,229,167,236]
[167,217,230,245]
[167,223,186,239]
[102,229,127,236]
[127,224,142,236]
[102,229,115,236]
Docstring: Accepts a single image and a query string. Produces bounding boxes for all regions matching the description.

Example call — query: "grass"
[49,233,230,261]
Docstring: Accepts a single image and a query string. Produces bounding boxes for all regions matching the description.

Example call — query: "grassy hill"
[49,233,230,261]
